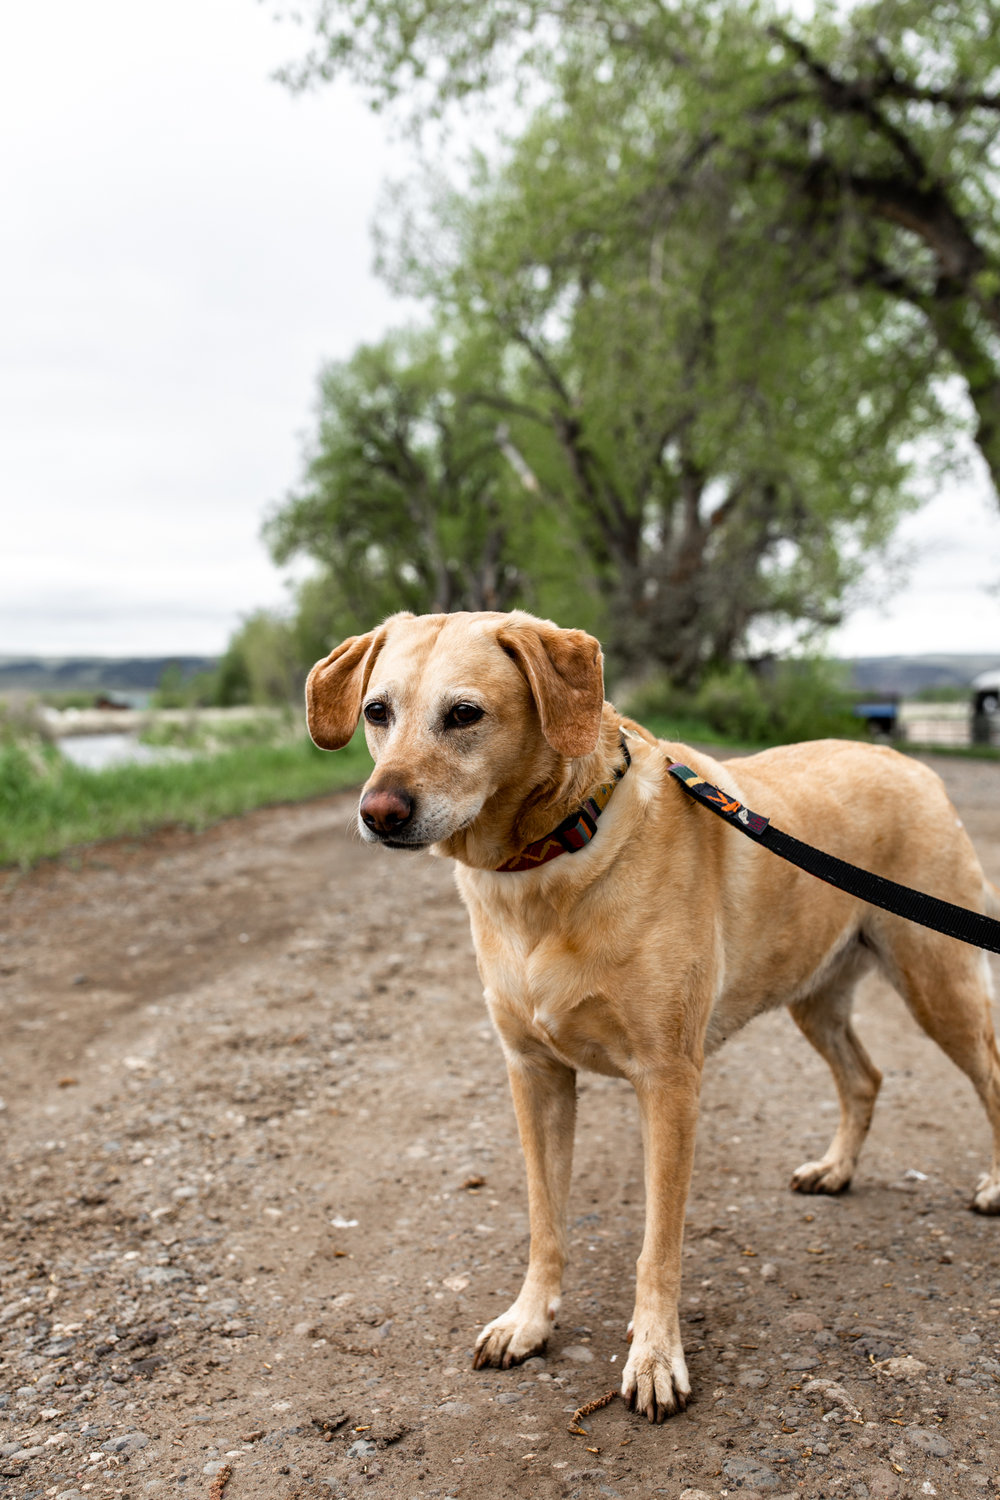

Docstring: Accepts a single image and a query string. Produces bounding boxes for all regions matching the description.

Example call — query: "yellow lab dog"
[306,610,1000,1422]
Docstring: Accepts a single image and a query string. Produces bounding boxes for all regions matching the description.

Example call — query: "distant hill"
[842,654,1000,695]
[2,650,997,701]
[0,656,217,694]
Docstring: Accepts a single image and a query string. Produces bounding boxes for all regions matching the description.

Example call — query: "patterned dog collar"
[495,735,632,872]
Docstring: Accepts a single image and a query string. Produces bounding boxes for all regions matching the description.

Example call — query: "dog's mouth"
[358,821,431,851]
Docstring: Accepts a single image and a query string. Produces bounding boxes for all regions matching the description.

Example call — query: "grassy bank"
[0,734,373,867]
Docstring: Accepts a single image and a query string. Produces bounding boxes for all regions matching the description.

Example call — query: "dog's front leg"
[473,1045,576,1369]
[622,1061,701,1422]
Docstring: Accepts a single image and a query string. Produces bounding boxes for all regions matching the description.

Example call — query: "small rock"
[0,1443,23,1457]
[495,1392,522,1404]
[436,1401,471,1415]
[785,1311,824,1332]
[736,1367,770,1388]
[203,1459,228,1475]
[783,1353,819,1370]
[680,1491,716,1500]
[905,1426,952,1458]
[876,1355,927,1380]
[561,1344,595,1364]
[102,1431,150,1454]
[347,1438,376,1458]
[293,1321,316,1337]
[868,1473,902,1499]
[760,1261,778,1280]
[722,1457,781,1490]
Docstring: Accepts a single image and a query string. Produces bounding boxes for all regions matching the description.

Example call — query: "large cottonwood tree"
[278,0,1000,496]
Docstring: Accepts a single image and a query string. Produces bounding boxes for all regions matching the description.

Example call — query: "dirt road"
[2,754,1000,1500]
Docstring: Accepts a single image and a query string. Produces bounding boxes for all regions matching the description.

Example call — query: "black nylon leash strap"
[666,761,1000,957]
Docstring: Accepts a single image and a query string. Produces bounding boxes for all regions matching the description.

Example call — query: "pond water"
[58,733,192,771]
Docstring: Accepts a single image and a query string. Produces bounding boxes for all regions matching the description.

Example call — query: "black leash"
[667,761,1000,956]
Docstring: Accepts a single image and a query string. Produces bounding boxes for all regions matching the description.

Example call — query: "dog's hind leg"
[876,920,1000,1214]
[789,958,882,1196]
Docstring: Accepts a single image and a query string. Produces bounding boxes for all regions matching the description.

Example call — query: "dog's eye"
[364,701,389,725]
[445,702,484,729]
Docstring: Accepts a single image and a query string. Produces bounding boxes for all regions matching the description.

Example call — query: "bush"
[696,659,859,745]
[622,658,860,746]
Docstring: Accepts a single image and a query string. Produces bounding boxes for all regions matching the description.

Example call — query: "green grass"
[0,734,373,867]
[634,712,750,748]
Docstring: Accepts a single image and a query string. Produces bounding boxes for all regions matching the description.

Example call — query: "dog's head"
[306,610,605,850]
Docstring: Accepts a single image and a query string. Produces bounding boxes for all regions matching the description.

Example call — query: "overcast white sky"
[2,0,999,662]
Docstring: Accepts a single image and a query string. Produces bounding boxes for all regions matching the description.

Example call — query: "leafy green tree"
[215,610,302,705]
[373,79,948,682]
[264,327,603,656]
[280,0,1000,497]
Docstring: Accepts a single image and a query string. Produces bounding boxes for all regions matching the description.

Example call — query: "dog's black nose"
[360,787,414,836]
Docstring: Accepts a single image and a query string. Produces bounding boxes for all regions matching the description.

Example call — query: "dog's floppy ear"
[306,624,391,750]
[497,616,605,757]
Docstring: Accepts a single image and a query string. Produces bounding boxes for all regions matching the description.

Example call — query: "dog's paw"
[472,1298,556,1370]
[972,1171,1000,1214]
[621,1332,690,1423]
[790,1158,852,1195]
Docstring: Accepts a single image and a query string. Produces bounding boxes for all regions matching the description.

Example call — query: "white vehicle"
[971,668,1000,715]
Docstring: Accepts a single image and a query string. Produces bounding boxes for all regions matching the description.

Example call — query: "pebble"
[785,1312,824,1332]
[560,1344,595,1364]
[905,1426,953,1458]
[495,1392,522,1404]
[102,1431,150,1453]
[736,1367,770,1388]
[203,1459,228,1475]
[347,1438,377,1458]
[0,1443,23,1457]
[722,1456,781,1490]
[680,1491,716,1500]
[877,1355,927,1379]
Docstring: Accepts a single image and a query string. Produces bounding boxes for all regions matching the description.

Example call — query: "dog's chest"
[468,910,633,1077]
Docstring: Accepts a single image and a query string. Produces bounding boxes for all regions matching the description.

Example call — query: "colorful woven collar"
[495,735,632,873]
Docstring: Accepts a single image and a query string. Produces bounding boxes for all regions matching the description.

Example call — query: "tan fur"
[307,610,1000,1423]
